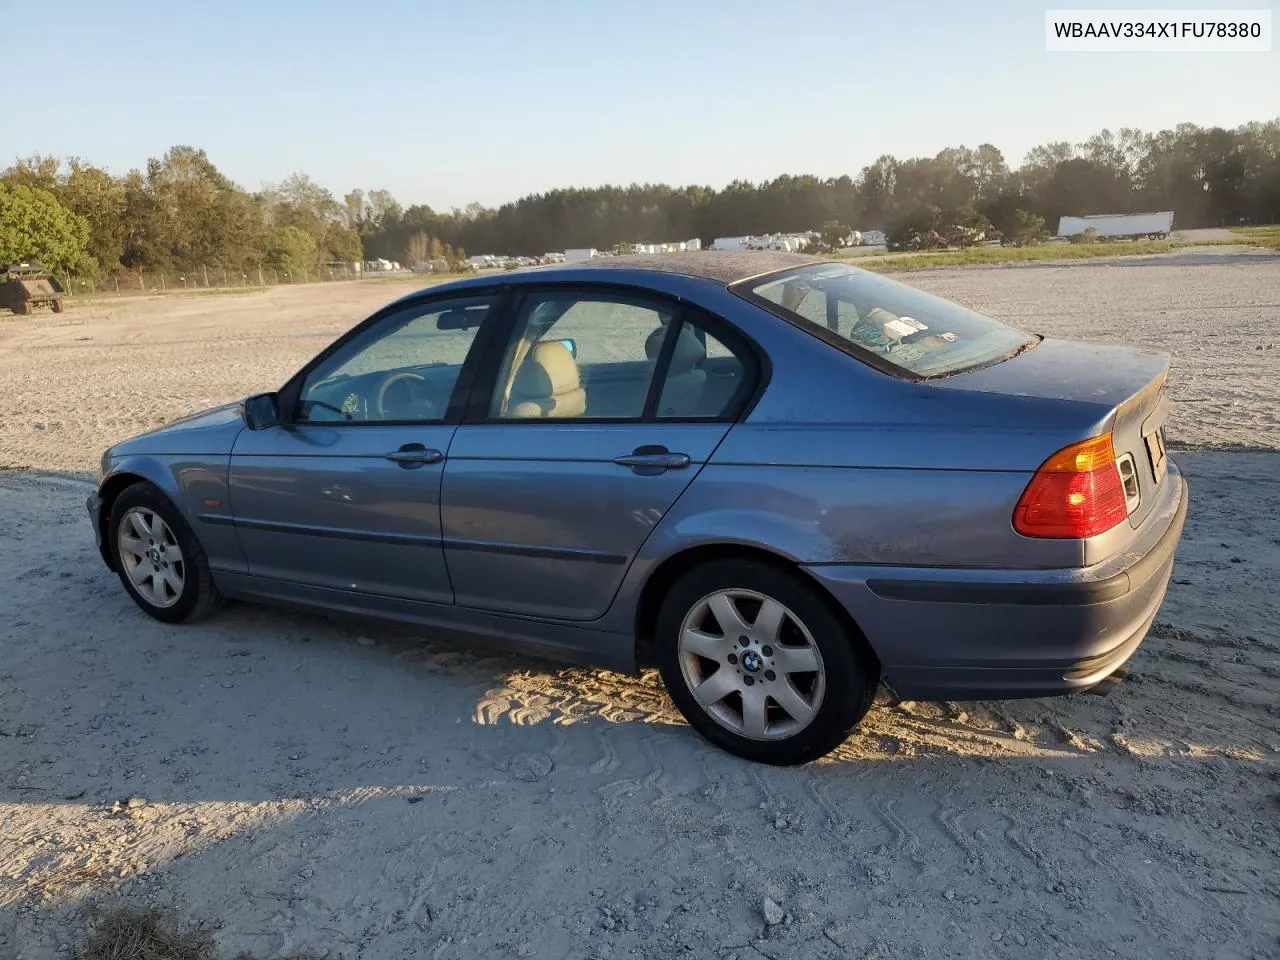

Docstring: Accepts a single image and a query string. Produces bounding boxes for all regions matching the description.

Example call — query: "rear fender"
[597,475,821,644]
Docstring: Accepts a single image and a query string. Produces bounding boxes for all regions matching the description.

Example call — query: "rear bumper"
[804,471,1188,700]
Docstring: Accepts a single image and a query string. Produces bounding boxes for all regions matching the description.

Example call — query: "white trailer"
[1057,211,1174,240]
[564,248,598,262]
[712,237,750,251]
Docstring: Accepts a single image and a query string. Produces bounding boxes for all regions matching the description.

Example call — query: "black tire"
[51,299,65,314]
[18,301,31,316]
[655,559,879,765]
[107,482,226,623]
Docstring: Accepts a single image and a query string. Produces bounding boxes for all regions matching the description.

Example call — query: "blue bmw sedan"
[88,252,1187,764]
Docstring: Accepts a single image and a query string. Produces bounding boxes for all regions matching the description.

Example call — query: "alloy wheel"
[676,588,826,741]
[117,507,185,609]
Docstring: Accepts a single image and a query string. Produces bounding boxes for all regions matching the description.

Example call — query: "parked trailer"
[1,263,65,315]
[564,248,598,262]
[1057,211,1175,240]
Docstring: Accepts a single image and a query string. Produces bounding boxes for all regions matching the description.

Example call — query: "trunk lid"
[938,337,1172,529]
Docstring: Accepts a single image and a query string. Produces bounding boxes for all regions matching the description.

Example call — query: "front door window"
[298,295,495,423]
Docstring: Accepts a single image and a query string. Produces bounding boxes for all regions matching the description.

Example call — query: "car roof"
[559,251,823,284]
[388,251,827,309]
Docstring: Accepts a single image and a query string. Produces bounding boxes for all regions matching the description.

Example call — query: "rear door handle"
[385,443,444,465]
[613,445,691,471]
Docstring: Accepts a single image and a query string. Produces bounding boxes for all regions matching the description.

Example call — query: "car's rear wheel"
[655,559,879,765]
[51,299,64,314]
[108,483,225,623]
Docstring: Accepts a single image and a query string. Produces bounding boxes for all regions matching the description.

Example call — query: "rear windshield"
[736,262,1037,379]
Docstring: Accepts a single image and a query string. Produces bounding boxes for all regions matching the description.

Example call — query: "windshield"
[736,262,1037,379]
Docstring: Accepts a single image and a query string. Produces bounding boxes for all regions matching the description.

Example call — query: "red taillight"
[1014,435,1128,538]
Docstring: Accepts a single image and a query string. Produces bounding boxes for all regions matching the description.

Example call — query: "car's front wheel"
[108,483,225,623]
[655,559,879,765]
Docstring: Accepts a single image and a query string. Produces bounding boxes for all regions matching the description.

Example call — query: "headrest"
[645,324,706,374]
[511,340,580,398]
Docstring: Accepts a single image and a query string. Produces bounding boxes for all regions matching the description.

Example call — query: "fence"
[61,262,417,298]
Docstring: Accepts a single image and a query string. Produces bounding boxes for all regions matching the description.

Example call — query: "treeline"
[2,119,1277,276]
[364,120,1280,257]
[0,148,365,278]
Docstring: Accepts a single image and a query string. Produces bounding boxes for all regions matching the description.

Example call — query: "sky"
[5,0,1277,210]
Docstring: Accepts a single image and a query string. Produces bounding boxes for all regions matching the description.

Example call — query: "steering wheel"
[376,371,449,420]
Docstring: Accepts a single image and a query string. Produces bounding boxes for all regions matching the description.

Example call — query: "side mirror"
[557,337,577,359]
[243,392,281,430]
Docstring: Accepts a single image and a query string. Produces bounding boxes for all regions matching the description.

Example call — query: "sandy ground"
[1,251,1278,959]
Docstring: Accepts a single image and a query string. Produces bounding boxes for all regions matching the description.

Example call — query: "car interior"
[297,304,491,422]
[297,297,751,424]
[494,300,749,420]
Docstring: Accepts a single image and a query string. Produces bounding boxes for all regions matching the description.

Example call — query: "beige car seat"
[507,340,587,418]
[646,324,707,417]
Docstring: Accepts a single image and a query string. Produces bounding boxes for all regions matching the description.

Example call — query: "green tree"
[1005,210,1048,247]
[267,226,317,277]
[60,160,127,274]
[324,225,363,264]
[343,189,365,230]
[802,221,852,254]
[887,205,943,250]
[3,117,1278,282]
[0,183,90,273]
[404,230,430,264]
[2,155,60,193]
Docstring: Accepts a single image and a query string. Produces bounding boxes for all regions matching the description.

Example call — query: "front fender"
[93,454,245,576]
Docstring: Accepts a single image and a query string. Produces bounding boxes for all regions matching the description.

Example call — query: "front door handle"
[385,443,444,465]
[613,445,691,471]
